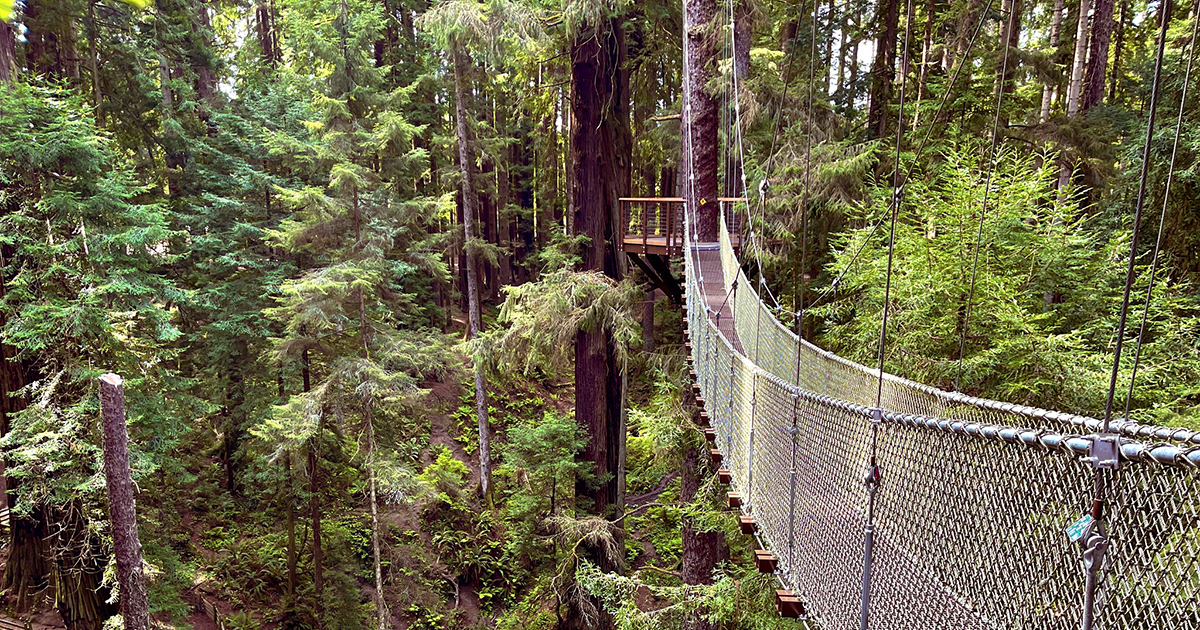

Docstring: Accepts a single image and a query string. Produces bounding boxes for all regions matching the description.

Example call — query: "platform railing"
[620,197,685,256]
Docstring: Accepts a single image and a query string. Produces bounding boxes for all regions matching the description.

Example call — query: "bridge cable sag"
[1081,1,1175,628]
[955,3,1019,392]
[861,1,916,628]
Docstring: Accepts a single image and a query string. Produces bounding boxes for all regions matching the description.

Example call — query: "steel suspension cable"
[861,2,914,628]
[955,3,1018,392]
[795,0,820,332]
[1100,0,1172,437]
[1122,3,1200,422]
[1081,3,1173,629]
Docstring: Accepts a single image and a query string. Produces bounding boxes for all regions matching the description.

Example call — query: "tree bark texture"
[1,243,49,609]
[98,374,149,630]
[868,0,900,140]
[1082,0,1115,112]
[571,16,629,519]
[0,20,14,83]
[1066,0,1093,118]
[685,0,719,241]
[567,16,631,630]
[681,439,726,630]
[453,47,491,498]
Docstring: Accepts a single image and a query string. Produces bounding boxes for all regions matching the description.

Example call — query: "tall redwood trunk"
[685,0,719,241]
[1082,0,1115,112]
[567,15,630,630]
[0,244,50,609]
[681,439,726,630]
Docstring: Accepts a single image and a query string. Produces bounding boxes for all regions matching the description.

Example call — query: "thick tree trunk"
[98,374,149,630]
[1107,0,1127,102]
[567,16,630,630]
[1040,0,1065,123]
[256,1,277,66]
[685,0,719,241]
[0,20,14,83]
[51,508,114,630]
[1082,0,1115,112]
[867,0,900,140]
[680,439,726,630]
[0,245,49,609]
[453,47,491,498]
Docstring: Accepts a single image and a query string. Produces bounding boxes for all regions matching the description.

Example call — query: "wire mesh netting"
[682,217,1200,630]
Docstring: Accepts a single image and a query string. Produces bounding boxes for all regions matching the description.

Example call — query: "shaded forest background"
[1,0,1200,627]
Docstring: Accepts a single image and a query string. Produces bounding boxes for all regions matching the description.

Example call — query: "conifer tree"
[0,83,184,630]
[260,0,447,624]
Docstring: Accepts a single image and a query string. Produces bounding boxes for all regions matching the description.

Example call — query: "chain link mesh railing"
[683,216,1200,630]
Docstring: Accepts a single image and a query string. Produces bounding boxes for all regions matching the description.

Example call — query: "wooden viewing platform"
[620,196,745,304]
[620,197,745,257]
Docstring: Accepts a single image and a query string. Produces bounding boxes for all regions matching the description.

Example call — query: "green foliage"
[577,561,808,630]
[813,146,1200,424]
[420,446,472,503]
[475,269,643,377]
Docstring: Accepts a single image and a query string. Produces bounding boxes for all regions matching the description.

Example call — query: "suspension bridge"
[677,212,1199,629]
[644,0,1200,626]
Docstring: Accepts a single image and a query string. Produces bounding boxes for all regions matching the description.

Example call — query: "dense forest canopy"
[0,0,1199,626]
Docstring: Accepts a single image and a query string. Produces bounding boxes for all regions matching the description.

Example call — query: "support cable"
[861,2,914,629]
[955,4,1018,392]
[1099,0,1171,438]
[797,0,820,334]
[1122,4,1199,422]
[1081,3,1173,630]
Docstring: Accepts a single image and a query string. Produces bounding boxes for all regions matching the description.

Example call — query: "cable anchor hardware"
[869,407,884,426]
[1076,516,1111,630]
[864,462,882,490]
[1083,434,1121,471]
